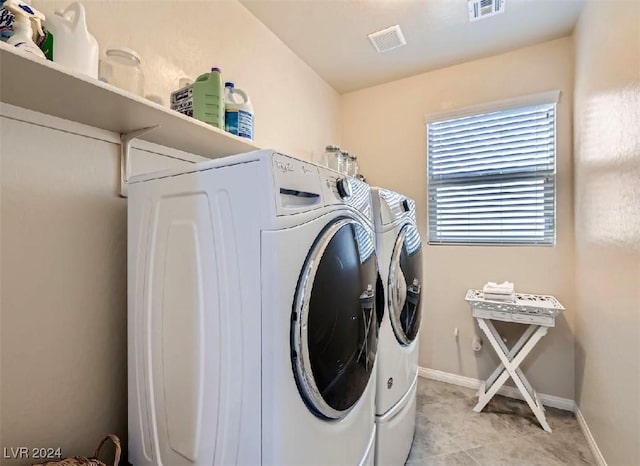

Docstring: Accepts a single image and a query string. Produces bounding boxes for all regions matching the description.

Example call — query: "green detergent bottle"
[170,67,224,129]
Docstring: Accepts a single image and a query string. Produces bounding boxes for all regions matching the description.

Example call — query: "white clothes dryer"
[371,188,423,466]
[128,150,380,466]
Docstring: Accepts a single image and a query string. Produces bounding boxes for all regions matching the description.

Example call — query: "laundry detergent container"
[45,2,99,78]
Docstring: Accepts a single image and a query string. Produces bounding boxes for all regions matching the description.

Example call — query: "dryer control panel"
[318,167,372,222]
[377,189,417,226]
[271,152,373,221]
[272,152,324,216]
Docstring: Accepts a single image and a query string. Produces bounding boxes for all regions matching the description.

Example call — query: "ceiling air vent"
[368,25,406,53]
[468,0,505,21]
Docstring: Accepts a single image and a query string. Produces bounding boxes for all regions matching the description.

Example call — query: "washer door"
[388,223,423,346]
[292,217,379,420]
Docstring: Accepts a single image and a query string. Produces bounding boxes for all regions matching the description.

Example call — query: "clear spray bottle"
[3,0,45,58]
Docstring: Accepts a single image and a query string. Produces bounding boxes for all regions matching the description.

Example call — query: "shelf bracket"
[120,125,160,197]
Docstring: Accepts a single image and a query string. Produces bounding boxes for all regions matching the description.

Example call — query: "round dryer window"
[292,218,379,420]
[388,223,423,346]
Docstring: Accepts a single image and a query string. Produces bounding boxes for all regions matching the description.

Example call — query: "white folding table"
[465,289,565,433]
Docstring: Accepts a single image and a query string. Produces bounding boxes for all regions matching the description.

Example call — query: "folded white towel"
[483,281,515,295]
[483,292,516,302]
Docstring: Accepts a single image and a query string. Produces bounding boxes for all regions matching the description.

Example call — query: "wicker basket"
[33,435,121,466]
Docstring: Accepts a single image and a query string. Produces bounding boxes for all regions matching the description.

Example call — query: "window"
[426,92,559,245]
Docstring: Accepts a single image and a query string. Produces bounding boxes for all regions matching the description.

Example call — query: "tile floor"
[406,378,595,465]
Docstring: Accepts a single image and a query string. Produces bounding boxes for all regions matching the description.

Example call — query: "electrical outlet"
[472,336,482,352]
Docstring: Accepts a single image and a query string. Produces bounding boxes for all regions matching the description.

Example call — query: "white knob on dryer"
[336,178,352,198]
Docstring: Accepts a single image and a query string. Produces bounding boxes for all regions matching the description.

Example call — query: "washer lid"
[388,223,423,345]
[291,217,379,419]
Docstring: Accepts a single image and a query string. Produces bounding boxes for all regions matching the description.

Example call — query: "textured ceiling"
[240,0,584,93]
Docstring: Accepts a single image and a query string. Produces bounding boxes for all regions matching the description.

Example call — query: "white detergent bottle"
[224,81,254,140]
[4,0,45,58]
[45,2,99,78]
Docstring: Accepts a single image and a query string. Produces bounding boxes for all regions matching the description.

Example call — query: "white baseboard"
[418,367,607,465]
[417,367,575,411]
[575,406,608,466]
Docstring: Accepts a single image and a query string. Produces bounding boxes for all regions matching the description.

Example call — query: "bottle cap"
[211,67,221,72]
[325,145,340,151]
[225,82,235,88]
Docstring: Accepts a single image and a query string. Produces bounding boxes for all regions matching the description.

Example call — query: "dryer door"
[292,217,379,420]
[388,223,423,346]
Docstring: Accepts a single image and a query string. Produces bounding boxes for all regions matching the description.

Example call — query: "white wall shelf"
[0,43,261,159]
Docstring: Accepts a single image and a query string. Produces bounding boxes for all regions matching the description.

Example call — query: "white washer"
[371,188,423,466]
[128,150,380,466]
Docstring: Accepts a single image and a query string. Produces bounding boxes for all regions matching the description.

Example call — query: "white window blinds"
[427,101,557,245]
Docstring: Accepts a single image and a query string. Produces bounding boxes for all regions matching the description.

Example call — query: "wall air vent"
[368,25,406,53]
[468,0,505,21]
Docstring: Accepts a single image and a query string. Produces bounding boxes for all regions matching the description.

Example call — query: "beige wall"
[573,2,640,464]
[32,0,341,161]
[342,37,576,399]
